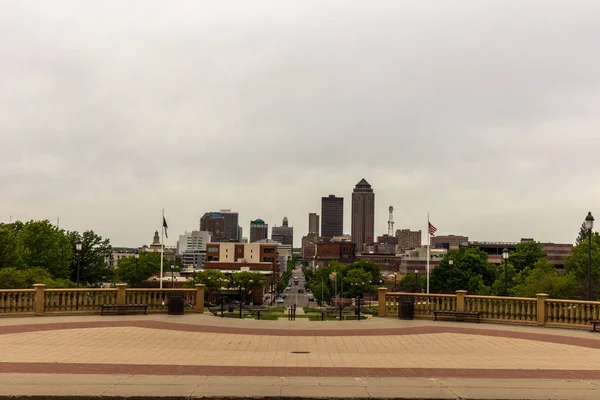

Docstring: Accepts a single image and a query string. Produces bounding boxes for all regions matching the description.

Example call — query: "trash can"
[168,293,185,315]
[398,296,415,320]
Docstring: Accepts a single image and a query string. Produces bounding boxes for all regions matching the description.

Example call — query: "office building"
[200,212,226,242]
[431,235,469,250]
[301,232,320,259]
[321,195,343,238]
[220,209,240,242]
[308,213,320,234]
[316,238,356,263]
[271,217,293,246]
[250,219,268,243]
[177,230,211,267]
[351,178,375,253]
[396,229,422,251]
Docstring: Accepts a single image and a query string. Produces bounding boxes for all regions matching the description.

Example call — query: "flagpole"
[426,213,430,294]
[160,208,164,290]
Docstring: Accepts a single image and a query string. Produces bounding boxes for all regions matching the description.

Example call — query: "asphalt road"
[282,266,312,308]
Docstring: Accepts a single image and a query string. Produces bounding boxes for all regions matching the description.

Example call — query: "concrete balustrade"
[0,284,204,316]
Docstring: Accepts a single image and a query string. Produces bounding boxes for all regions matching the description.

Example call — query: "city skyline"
[1,1,599,248]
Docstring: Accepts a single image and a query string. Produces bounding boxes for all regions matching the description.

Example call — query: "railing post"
[456,290,467,312]
[33,284,46,316]
[195,284,205,313]
[116,284,127,305]
[378,287,388,317]
[536,293,548,326]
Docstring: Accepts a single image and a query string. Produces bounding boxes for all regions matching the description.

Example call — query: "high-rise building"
[200,210,239,242]
[351,178,375,253]
[200,212,226,242]
[321,195,343,238]
[308,213,320,234]
[177,230,211,267]
[272,216,293,246]
[250,219,268,243]
[220,209,239,242]
[395,229,422,251]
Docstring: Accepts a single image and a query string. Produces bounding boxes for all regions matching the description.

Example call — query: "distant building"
[256,238,292,273]
[462,239,573,268]
[250,219,268,243]
[200,212,226,242]
[140,231,176,257]
[308,213,320,234]
[219,209,240,242]
[107,247,137,268]
[363,234,396,255]
[177,230,211,268]
[316,238,356,263]
[431,235,469,250]
[331,234,352,242]
[351,179,375,253]
[321,195,343,238]
[396,229,422,251]
[271,216,293,246]
[302,233,319,259]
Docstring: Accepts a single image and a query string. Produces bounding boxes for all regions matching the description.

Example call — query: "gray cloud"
[1,0,599,247]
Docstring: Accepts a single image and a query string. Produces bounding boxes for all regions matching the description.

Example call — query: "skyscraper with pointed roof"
[351,178,375,253]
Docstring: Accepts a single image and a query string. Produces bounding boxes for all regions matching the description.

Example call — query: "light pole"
[502,248,509,296]
[134,252,139,287]
[448,256,453,293]
[414,269,419,292]
[170,264,175,289]
[586,212,595,301]
[75,240,82,311]
[75,240,83,288]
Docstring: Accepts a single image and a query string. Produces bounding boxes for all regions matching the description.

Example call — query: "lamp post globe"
[502,248,509,296]
[75,240,83,288]
[448,256,454,293]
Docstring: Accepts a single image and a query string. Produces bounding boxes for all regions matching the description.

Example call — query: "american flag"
[428,222,437,236]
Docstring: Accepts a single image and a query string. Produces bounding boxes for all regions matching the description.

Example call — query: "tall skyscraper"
[272,217,293,245]
[220,209,239,242]
[308,213,320,234]
[351,178,375,253]
[250,219,268,243]
[321,195,343,238]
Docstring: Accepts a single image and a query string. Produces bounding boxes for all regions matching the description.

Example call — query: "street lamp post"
[414,269,419,292]
[388,274,397,291]
[586,212,595,301]
[75,240,83,288]
[502,248,509,296]
[448,256,453,293]
[75,240,83,311]
[170,265,175,289]
[134,252,139,287]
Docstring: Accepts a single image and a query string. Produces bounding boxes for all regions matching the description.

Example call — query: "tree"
[309,281,330,306]
[345,260,381,286]
[116,252,161,287]
[513,260,577,299]
[0,267,76,289]
[67,230,113,287]
[430,248,496,294]
[0,223,25,268]
[564,232,600,299]
[18,220,72,279]
[576,221,590,246]
[185,269,227,295]
[344,268,375,298]
[232,271,266,291]
[397,273,422,293]
[509,241,547,273]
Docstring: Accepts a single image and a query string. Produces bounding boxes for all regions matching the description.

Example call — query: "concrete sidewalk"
[1,374,600,399]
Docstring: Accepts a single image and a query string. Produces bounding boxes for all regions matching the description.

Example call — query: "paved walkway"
[2,314,600,399]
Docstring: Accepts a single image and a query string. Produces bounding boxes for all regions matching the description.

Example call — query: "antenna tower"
[387,206,394,236]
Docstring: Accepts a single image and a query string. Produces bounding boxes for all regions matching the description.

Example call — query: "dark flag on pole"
[163,216,169,239]
[428,222,437,237]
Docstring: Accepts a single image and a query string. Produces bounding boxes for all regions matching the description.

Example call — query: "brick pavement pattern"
[3,314,600,398]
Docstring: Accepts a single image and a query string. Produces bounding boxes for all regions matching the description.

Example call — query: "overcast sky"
[1,1,599,248]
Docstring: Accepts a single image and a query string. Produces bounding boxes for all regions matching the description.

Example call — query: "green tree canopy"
[0,267,76,289]
[430,248,495,294]
[185,269,227,291]
[232,271,266,290]
[116,252,161,287]
[68,230,113,287]
[509,241,547,273]
[18,220,72,279]
[344,268,375,298]
[565,232,600,299]
[513,260,577,299]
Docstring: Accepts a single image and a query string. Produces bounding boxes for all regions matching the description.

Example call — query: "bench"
[591,320,600,332]
[101,304,148,315]
[434,310,480,323]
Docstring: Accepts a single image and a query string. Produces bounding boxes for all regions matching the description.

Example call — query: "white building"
[177,230,211,268]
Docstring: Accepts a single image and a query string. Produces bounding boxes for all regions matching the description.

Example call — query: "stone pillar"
[456,290,467,312]
[33,284,46,316]
[116,284,127,305]
[536,293,549,326]
[378,287,388,317]
[195,284,205,313]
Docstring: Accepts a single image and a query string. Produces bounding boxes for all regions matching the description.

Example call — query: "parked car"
[276,298,285,304]
[298,289,304,294]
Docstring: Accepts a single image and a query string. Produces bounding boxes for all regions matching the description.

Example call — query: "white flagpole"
[426,213,430,294]
[160,208,164,290]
